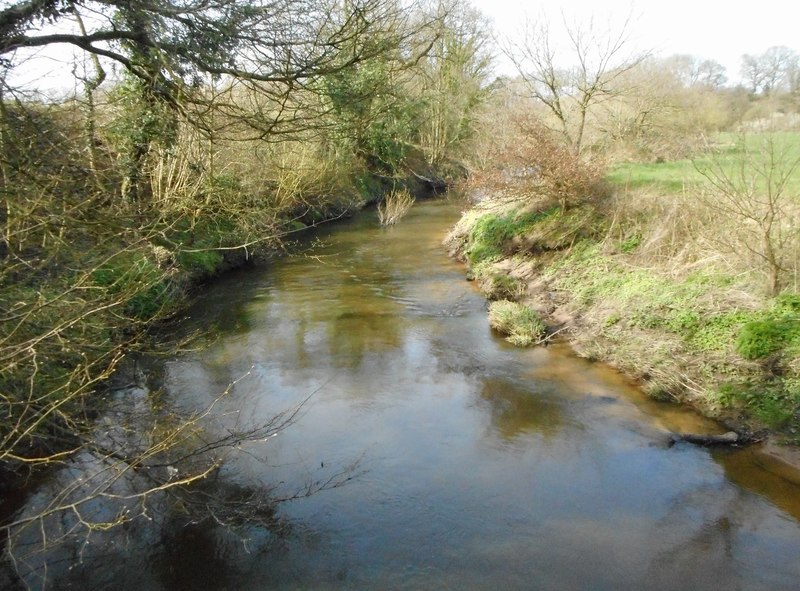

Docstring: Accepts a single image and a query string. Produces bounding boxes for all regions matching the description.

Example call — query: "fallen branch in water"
[669,431,741,447]
[534,324,571,346]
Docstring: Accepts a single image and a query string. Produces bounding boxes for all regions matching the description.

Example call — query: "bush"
[510,117,610,211]
[733,296,800,360]
[736,320,788,360]
[488,300,546,346]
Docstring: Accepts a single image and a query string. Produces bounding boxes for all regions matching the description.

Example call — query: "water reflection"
[478,377,563,441]
[147,199,800,591]
[716,445,800,521]
[153,524,240,591]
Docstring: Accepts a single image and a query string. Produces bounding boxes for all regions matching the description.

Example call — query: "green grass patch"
[481,271,524,301]
[542,240,800,429]
[719,381,798,429]
[735,295,800,360]
[607,160,699,193]
[609,131,800,197]
[546,244,757,354]
[465,207,559,266]
[488,300,546,347]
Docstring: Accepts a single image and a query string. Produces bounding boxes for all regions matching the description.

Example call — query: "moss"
[176,249,225,275]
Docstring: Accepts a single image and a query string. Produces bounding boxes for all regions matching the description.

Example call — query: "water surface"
[157,198,800,590]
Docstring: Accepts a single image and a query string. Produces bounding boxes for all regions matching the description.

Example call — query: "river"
[34,197,800,589]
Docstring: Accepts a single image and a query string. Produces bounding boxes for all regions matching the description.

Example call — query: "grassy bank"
[447,132,800,440]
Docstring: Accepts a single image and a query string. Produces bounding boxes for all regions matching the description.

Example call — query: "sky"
[9,0,800,94]
[470,0,800,82]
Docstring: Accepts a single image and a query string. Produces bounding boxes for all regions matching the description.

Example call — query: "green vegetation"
[488,300,546,346]
[606,160,698,193]
[735,296,800,360]
[609,132,800,196]
[465,208,557,265]
[483,272,524,301]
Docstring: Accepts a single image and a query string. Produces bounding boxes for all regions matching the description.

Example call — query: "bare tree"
[740,46,799,95]
[696,134,800,295]
[667,54,727,90]
[505,12,648,157]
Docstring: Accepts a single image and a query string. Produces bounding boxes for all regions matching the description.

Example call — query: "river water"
[142,197,799,589]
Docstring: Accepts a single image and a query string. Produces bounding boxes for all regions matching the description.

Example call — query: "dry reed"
[378,189,415,225]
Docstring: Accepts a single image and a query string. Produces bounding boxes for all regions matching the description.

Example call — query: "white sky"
[10,0,800,95]
[470,0,800,82]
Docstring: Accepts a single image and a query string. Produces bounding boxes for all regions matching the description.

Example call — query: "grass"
[488,300,546,346]
[465,206,560,265]
[606,159,699,193]
[544,244,758,353]
[463,202,604,268]
[608,131,800,197]
[602,132,800,430]
[539,244,800,428]
[481,272,524,301]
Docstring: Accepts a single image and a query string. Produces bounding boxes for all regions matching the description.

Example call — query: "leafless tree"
[505,12,648,157]
[696,134,800,295]
[740,46,799,95]
[667,54,728,90]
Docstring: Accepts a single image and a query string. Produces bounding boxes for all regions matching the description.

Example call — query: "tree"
[0,4,448,578]
[696,134,800,295]
[414,0,493,170]
[505,12,648,157]
[740,46,798,95]
[0,0,441,152]
[667,54,727,90]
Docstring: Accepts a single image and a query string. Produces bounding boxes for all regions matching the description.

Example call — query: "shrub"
[510,117,610,211]
[736,320,786,359]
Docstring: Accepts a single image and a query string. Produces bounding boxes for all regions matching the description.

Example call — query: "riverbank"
[445,189,800,456]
